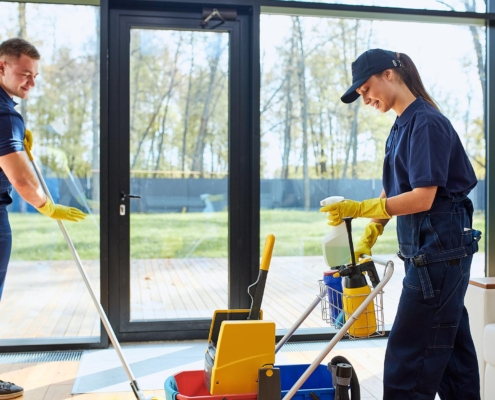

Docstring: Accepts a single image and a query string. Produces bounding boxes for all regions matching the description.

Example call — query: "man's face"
[0,54,39,99]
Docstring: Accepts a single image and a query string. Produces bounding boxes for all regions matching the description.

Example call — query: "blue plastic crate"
[164,364,334,400]
[278,364,334,400]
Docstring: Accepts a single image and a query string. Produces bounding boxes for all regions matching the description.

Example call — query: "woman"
[321,49,481,399]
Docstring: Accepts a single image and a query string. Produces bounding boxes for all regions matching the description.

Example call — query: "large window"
[0,3,100,345]
[259,13,486,331]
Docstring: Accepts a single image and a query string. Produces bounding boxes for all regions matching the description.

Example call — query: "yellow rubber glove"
[353,222,384,263]
[24,128,33,154]
[36,198,86,222]
[320,198,391,226]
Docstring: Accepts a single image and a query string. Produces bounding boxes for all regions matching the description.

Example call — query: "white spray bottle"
[321,196,350,267]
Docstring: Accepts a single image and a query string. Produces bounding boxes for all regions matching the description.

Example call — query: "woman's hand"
[320,198,390,226]
[353,222,384,262]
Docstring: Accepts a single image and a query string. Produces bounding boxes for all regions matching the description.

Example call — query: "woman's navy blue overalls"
[381,97,481,399]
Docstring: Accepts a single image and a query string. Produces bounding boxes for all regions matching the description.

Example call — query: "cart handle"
[275,255,391,354]
[280,258,394,400]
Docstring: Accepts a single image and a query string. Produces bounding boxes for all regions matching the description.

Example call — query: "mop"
[25,144,161,400]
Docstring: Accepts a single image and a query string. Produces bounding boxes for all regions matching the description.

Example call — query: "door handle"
[120,191,141,201]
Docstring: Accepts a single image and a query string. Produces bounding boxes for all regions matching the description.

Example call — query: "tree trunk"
[18,4,28,123]
[437,0,485,112]
[468,24,485,110]
[131,93,166,169]
[309,114,320,177]
[181,33,195,178]
[341,21,361,179]
[130,32,143,140]
[351,105,359,178]
[281,32,296,179]
[327,113,335,179]
[343,101,360,179]
[153,36,183,176]
[191,36,224,177]
[295,17,310,210]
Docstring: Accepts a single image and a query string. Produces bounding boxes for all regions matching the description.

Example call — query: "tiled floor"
[0,338,449,400]
[0,342,381,399]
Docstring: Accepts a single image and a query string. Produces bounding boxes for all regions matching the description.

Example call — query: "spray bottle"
[337,217,380,337]
[321,196,350,268]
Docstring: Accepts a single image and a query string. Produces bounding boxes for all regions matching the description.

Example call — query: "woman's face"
[356,70,395,113]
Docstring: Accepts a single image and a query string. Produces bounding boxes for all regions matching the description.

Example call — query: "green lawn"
[8,210,485,261]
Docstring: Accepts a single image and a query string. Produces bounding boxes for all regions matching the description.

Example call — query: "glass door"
[128,28,229,321]
[107,9,255,340]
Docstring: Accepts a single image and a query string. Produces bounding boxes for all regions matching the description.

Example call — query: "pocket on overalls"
[427,258,467,349]
[397,214,422,258]
[421,212,451,253]
[459,229,478,277]
[428,323,457,349]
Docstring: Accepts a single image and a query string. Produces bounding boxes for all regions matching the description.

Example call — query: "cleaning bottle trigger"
[359,261,380,288]
[320,195,345,207]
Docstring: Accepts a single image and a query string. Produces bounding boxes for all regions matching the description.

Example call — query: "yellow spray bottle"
[339,217,380,337]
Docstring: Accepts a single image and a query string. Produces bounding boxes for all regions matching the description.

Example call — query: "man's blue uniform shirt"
[0,85,25,205]
[382,96,477,199]
[0,85,24,157]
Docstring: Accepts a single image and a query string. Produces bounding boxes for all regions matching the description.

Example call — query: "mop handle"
[26,149,146,400]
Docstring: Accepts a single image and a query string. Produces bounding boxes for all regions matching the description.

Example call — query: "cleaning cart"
[165,224,394,400]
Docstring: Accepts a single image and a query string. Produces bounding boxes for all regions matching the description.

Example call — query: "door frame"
[103,3,260,341]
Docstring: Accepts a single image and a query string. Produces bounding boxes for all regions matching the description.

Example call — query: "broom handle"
[26,150,146,400]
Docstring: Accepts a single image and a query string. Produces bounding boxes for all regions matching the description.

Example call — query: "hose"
[329,355,360,400]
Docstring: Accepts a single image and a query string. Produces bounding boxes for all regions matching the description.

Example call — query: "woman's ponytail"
[395,53,440,111]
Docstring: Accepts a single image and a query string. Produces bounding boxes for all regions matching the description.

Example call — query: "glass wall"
[260,14,485,331]
[274,0,486,13]
[0,3,100,344]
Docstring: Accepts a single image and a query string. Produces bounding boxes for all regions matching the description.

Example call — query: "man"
[0,38,86,399]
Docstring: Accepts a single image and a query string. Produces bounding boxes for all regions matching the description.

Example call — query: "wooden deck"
[0,254,485,341]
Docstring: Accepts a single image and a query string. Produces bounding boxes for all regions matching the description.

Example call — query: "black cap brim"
[340,76,368,104]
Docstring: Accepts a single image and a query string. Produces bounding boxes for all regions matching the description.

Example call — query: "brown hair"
[393,52,439,111]
[0,38,40,61]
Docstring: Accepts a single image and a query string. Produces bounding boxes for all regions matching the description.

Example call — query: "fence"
[8,177,485,213]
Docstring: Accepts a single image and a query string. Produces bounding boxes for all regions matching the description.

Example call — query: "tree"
[191,34,226,177]
[18,4,28,123]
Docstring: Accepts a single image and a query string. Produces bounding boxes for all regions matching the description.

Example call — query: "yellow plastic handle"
[24,139,34,161]
[260,234,275,271]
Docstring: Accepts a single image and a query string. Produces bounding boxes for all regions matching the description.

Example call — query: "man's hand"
[320,198,391,226]
[353,222,384,262]
[36,198,86,222]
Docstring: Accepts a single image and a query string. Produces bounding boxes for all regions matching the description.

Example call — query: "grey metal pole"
[27,151,147,400]
[275,294,325,354]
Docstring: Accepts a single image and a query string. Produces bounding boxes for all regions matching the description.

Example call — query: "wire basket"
[319,279,385,339]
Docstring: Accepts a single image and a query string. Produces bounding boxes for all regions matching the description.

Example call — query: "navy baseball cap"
[341,49,401,104]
